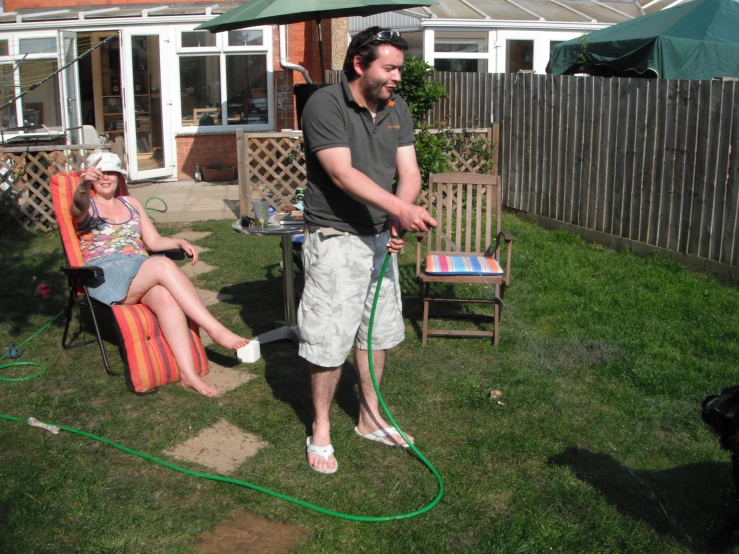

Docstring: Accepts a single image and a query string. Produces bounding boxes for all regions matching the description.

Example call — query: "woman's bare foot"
[207,327,250,350]
[180,374,219,397]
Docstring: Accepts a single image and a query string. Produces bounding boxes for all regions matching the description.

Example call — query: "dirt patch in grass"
[195,510,307,553]
[546,340,622,370]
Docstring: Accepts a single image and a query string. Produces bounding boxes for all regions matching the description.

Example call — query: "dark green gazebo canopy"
[547,0,739,80]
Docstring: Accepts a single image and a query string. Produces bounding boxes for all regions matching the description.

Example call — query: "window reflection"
[178,30,269,128]
[19,60,61,127]
[228,30,263,47]
[226,55,267,125]
[434,59,487,72]
[0,64,17,128]
[19,37,57,55]
[507,40,534,72]
[182,31,216,48]
[179,56,221,126]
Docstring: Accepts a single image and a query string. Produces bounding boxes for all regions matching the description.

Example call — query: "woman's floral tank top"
[77,196,148,263]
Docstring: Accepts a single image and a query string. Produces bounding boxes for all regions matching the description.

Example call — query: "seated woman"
[70,151,249,397]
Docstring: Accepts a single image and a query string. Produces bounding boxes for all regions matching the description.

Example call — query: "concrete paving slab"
[179,260,217,278]
[197,290,235,304]
[149,211,183,223]
[202,362,256,393]
[172,231,212,241]
[224,199,240,218]
[196,287,221,307]
[180,210,226,222]
[125,180,247,223]
[165,419,267,474]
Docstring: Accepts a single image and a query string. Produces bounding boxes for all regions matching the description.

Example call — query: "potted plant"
[201,161,236,182]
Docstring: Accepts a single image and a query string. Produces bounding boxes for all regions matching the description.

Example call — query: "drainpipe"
[279,25,312,84]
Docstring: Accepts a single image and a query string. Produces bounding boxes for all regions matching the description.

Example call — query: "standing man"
[299,27,438,473]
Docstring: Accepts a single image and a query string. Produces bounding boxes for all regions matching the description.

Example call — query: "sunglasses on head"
[355,30,400,51]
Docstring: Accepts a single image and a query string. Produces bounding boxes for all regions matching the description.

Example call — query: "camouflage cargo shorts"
[297,228,405,368]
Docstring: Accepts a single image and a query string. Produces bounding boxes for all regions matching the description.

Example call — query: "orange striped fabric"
[113,305,209,393]
[52,171,209,394]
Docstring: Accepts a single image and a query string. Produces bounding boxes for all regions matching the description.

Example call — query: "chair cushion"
[425,255,503,275]
[112,304,208,393]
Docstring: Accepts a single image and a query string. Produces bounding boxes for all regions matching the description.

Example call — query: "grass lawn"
[1,215,738,553]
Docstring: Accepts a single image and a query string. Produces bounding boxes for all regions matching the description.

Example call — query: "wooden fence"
[492,73,739,274]
[1,140,122,231]
[236,126,498,218]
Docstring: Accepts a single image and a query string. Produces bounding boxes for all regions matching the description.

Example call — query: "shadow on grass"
[0,238,68,334]
[219,264,360,436]
[549,447,739,553]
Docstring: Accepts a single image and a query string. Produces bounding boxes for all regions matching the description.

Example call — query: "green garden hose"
[0,249,444,521]
[144,196,167,224]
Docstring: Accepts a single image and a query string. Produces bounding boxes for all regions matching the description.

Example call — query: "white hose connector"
[28,417,60,435]
[279,25,312,85]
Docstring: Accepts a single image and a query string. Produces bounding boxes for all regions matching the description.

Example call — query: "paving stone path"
[167,230,268,477]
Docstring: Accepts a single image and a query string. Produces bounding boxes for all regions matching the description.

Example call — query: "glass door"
[120,28,173,181]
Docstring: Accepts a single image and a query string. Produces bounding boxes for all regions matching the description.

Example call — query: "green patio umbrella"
[547,0,739,80]
[195,0,437,77]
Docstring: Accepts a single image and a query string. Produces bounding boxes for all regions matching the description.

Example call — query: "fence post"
[236,128,252,218]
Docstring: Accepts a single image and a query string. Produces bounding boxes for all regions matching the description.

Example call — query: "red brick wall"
[273,22,333,131]
[8,0,215,9]
[176,134,237,180]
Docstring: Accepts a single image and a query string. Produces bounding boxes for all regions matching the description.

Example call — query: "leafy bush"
[396,56,496,186]
[395,56,447,127]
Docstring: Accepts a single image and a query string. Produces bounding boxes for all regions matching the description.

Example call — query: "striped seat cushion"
[112,304,208,393]
[425,255,503,275]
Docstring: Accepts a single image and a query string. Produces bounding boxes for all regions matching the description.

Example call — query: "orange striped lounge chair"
[50,171,209,394]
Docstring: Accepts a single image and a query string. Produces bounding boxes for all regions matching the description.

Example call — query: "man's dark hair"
[343,26,408,81]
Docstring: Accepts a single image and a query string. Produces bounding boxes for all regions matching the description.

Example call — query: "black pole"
[316,16,325,83]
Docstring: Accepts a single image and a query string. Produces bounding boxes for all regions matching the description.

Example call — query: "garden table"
[232,215,303,345]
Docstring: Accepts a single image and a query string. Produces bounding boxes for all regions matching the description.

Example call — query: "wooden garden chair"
[50,171,209,394]
[415,172,513,347]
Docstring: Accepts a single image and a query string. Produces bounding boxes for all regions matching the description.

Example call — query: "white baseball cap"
[85,151,127,177]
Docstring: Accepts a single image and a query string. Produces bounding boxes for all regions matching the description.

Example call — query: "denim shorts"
[297,228,404,368]
[84,254,148,305]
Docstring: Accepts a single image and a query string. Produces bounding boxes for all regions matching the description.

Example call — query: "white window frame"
[0,31,65,141]
[174,24,273,134]
[424,29,497,73]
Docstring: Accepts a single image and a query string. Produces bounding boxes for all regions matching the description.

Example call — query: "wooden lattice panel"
[236,127,497,218]
[0,144,116,232]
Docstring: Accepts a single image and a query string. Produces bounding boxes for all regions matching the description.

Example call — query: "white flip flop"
[354,426,412,448]
[306,436,338,474]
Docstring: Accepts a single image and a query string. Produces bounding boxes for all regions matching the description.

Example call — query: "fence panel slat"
[640,79,659,245]
[708,81,732,262]
[722,83,739,266]
[689,80,712,257]
[656,80,678,249]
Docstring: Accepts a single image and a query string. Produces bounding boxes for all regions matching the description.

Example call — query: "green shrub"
[395,56,447,127]
[396,57,496,187]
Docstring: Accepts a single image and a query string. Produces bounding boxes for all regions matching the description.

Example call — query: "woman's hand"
[179,239,198,265]
[80,157,101,191]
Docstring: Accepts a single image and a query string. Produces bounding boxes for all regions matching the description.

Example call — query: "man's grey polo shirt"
[301,74,415,235]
